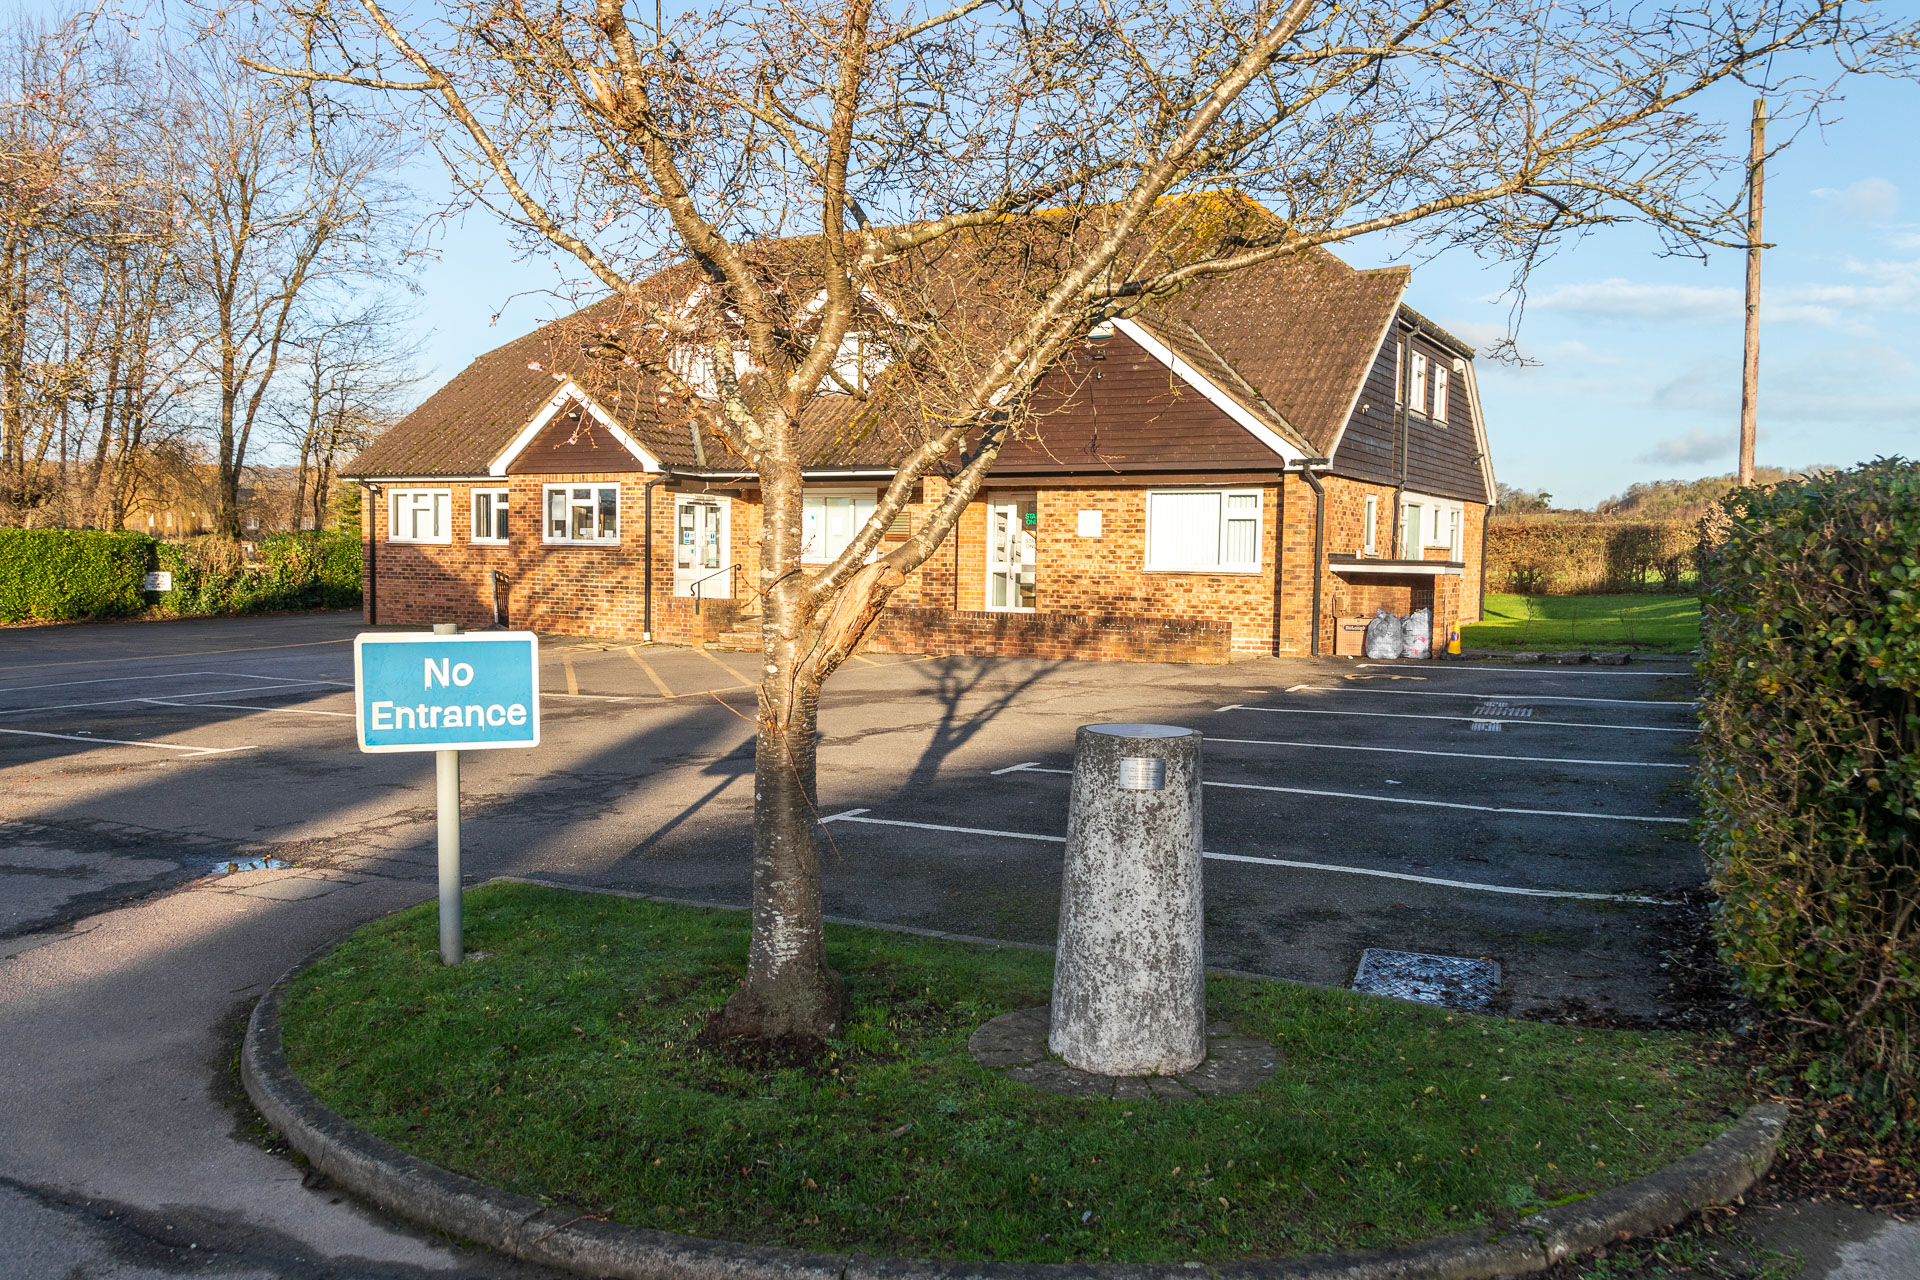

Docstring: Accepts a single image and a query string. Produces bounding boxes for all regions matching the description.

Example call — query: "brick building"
[346,236,1493,664]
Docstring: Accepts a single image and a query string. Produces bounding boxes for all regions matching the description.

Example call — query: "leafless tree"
[172,33,409,540]
[274,302,417,530]
[246,0,1917,1041]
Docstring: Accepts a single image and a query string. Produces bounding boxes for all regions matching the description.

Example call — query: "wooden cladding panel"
[1329,331,1488,503]
[991,334,1289,475]
[506,412,650,475]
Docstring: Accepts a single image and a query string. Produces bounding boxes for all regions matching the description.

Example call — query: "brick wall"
[361,471,1483,661]
[363,474,678,638]
[865,606,1232,664]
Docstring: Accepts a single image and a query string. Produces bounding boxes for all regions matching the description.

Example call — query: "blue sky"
[286,41,1914,511]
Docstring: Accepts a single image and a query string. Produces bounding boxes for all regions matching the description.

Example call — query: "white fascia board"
[488,380,664,476]
[352,474,498,484]
[1458,358,1496,503]
[1332,560,1463,576]
[1322,280,1411,464]
[1112,319,1305,466]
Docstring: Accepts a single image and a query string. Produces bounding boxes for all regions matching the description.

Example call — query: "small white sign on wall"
[143,571,172,593]
[1076,510,1103,538]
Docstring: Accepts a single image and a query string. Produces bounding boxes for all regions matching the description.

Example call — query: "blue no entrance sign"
[353,631,541,753]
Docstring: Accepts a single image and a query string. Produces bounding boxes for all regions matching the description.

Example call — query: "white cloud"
[1810,177,1900,224]
[1638,428,1734,465]
[1531,278,1740,322]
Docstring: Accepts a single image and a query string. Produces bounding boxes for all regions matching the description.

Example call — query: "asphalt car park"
[0,610,1710,1277]
[3,611,1702,1020]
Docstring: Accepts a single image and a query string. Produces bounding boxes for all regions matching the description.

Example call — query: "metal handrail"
[690,562,740,614]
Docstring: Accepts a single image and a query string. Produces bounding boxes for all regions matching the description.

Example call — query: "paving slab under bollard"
[1049,723,1205,1076]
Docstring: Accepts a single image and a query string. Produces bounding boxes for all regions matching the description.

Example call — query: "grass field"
[280,883,1746,1264]
[1462,593,1701,653]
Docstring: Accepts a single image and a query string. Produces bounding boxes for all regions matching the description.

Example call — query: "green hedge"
[0,527,361,623]
[1485,520,1697,594]
[0,529,155,622]
[156,530,362,616]
[1697,458,1919,1098]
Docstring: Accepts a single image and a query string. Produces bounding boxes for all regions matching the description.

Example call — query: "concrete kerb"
[241,902,1790,1280]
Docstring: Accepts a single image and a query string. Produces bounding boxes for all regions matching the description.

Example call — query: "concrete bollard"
[1049,723,1205,1076]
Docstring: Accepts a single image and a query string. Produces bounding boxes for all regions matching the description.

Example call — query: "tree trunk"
[710,665,848,1042]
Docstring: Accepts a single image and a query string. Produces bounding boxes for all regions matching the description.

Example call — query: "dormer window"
[1432,361,1450,424]
[1410,352,1429,417]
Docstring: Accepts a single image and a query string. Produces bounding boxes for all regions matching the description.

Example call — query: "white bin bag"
[1364,607,1403,659]
[1401,608,1433,660]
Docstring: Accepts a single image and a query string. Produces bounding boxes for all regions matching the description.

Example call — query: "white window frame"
[1362,494,1378,556]
[1144,488,1264,574]
[388,488,452,545]
[1411,352,1430,417]
[1399,490,1466,560]
[471,487,510,545]
[800,487,879,565]
[1432,362,1451,425]
[542,483,622,545]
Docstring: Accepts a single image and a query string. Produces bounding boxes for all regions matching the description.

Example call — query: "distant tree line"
[1492,467,1832,524]
[0,9,415,538]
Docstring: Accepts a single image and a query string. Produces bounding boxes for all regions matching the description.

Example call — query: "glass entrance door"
[985,497,1037,611]
[672,496,731,597]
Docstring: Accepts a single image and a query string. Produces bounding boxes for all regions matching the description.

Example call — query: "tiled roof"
[347,207,1434,479]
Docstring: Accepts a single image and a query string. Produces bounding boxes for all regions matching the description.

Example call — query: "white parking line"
[1217,705,1700,734]
[0,727,257,756]
[140,699,354,719]
[0,680,345,718]
[0,670,352,694]
[1289,684,1694,708]
[1358,664,1685,677]
[995,764,1685,823]
[817,809,1668,905]
[1204,736,1690,769]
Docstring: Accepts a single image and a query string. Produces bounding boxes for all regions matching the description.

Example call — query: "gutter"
[1292,460,1331,657]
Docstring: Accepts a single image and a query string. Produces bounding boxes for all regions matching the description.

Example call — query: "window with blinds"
[1145,490,1262,572]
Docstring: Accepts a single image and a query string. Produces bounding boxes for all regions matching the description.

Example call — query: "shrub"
[156,530,361,615]
[1484,519,1697,594]
[1697,458,1919,1097]
[0,529,155,622]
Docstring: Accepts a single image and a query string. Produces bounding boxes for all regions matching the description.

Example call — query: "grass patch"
[280,883,1748,1264]
[1463,593,1701,653]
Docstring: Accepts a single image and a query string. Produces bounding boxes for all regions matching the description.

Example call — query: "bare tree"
[274,302,416,529]
[172,35,408,540]
[246,0,1916,1040]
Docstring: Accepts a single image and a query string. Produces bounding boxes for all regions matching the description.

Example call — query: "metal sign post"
[353,625,541,964]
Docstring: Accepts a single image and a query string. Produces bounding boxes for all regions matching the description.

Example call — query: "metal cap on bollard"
[1049,723,1205,1077]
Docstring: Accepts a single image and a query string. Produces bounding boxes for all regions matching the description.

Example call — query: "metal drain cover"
[1353,949,1501,1011]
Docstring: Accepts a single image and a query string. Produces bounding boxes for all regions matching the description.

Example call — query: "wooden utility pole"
[1739,98,1765,486]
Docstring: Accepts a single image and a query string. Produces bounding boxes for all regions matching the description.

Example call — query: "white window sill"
[544,539,621,547]
[470,539,509,547]
[387,537,451,546]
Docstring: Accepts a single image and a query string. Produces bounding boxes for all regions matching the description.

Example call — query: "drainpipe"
[641,474,669,641]
[1392,322,1411,559]
[1296,462,1328,656]
[363,482,381,626]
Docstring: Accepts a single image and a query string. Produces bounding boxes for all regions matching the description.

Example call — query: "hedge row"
[1485,520,1697,594]
[157,532,362,616]
[1697,458,1919,1097]
[0,528,361,623]
[0,529,156,621]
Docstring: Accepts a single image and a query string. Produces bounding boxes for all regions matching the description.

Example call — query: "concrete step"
[706,618,763,652]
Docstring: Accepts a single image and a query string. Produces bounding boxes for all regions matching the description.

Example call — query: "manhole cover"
[208,857,289,876]
[1353,949,1501,1011]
